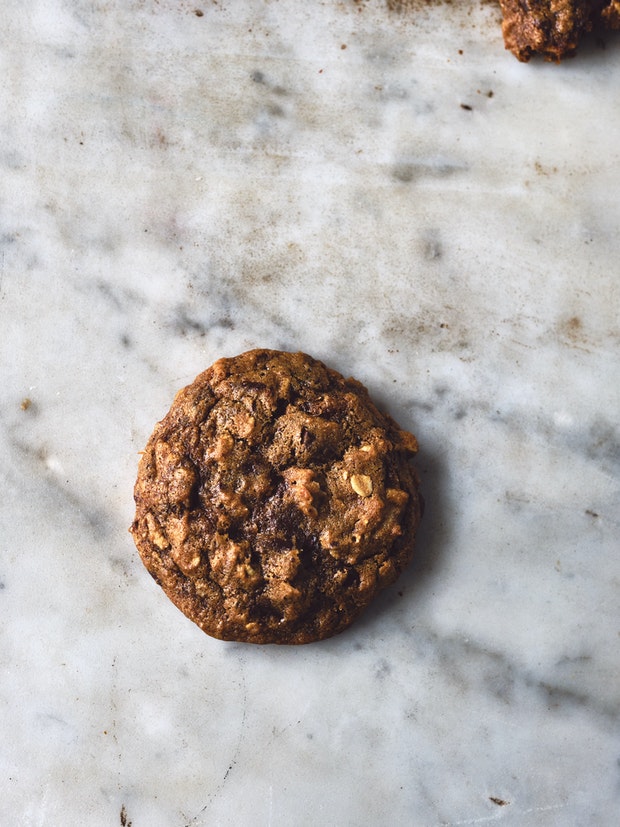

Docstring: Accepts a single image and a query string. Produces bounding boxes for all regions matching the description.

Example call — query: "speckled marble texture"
[1,1,619,825]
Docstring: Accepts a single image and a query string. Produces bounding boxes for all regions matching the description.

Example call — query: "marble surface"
[2,1,619,825]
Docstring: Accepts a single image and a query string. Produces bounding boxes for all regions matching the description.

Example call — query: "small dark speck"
[120,804,132,827]
[397,590,404,597]
[424,238,442,260]
[341,44,347,50]
[489,797,509,806]
[21,397,33,411]
[251,70,265,84]
[195,9,204,16]
[306,732,314,740]
[585,509,599,518]
[0,582,5,590]
[460,103,473,111]
[453,408,466,420]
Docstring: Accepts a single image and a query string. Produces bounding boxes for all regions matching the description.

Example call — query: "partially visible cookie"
[130,349,422,644]
[499,0,620,62]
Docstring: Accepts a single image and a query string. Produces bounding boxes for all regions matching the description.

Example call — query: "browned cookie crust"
[499,0,620,62]
[131,349,422,644]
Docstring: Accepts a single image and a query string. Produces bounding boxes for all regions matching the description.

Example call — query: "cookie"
[130,349,422,644]
[499,0,620,62]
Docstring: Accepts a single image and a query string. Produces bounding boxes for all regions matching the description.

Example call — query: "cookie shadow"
[222,436,449,653]
[346,439,450,639]
[576,24,620,63]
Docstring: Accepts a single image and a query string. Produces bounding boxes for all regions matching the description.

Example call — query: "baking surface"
[1,1,619,825]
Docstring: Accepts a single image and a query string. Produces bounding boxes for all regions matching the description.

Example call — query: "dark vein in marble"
[4,433,112,540]
[426,629,620,726]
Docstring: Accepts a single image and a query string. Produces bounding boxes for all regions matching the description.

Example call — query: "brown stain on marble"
[557,315,590,350]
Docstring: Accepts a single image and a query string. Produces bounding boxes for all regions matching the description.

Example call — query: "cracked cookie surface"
[131,349,422,644]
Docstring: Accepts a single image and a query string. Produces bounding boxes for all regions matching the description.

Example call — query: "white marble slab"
[1,1,619,825]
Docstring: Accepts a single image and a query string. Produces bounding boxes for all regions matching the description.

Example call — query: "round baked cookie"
[130,349,422,644]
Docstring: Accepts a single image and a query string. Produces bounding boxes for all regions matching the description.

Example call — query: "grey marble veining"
[1,1,619,825]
